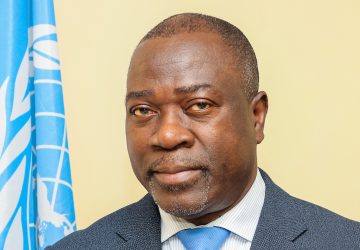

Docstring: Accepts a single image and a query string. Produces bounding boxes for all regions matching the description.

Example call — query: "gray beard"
[148,173,210,217]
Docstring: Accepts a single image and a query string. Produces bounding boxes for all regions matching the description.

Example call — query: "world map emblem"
[31,23,76,249]
[0,3,77,248]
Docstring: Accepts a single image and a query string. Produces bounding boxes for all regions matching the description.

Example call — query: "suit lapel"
[116,194,162,249]
[250,169,307,250]
[114,169,307,250]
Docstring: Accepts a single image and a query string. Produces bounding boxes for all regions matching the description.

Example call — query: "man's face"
[126,32,261,221]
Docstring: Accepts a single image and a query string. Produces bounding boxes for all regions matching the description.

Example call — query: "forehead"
[127,33,238,92]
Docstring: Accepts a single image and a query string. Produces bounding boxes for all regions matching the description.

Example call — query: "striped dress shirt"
[159,168,265,250]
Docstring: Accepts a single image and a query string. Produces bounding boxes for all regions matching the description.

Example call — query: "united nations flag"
[0,0,76,249]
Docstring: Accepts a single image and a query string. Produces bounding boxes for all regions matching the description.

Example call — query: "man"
[47,13,360,249]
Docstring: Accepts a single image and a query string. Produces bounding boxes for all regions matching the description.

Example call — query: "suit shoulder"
[45,194,156,250]
[292,196,360,226]
[291,195,360,246]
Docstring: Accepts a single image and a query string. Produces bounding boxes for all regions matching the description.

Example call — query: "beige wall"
[54,0,360,229]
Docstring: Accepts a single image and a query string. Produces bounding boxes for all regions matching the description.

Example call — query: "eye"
[133,108,154,116]
[189,103,210,111]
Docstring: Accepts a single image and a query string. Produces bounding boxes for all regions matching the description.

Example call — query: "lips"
[151,166,203,186]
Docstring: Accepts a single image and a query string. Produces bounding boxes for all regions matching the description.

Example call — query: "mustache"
[147,155,208,177]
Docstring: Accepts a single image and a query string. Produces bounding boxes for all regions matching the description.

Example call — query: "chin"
[149,180,211,218]
[158,198,210,218]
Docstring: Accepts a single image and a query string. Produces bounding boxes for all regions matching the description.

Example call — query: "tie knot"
[177,227,230,250]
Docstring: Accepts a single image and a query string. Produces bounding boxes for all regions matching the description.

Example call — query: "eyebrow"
[174,83,212,94]
[125,83,212,103]
[125,89,155,102]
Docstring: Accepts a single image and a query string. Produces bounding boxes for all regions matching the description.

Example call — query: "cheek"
[126,122,152,182]
[197,113,255,177]
[126,120,150,155]
[202,120,249,157]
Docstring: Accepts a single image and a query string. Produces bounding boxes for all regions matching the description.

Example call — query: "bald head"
[137,13,259,99]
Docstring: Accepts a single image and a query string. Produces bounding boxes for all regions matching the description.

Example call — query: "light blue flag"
[0,0,76,249]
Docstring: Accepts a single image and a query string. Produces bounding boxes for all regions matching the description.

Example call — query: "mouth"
[150,166,204,186]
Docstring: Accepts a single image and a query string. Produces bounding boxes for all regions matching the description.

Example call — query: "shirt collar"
[159,168,266,243]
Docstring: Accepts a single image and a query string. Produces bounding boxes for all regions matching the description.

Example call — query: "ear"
[250,91,268,144]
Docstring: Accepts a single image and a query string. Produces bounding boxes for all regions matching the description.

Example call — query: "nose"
[148,123,195,150]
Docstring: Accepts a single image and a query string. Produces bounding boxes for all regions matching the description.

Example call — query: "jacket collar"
[250,169,307,249]
[115,169,307,249]
[115,194,162,249]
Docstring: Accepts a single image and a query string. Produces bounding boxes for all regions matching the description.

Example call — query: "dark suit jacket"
[47,169,360,249]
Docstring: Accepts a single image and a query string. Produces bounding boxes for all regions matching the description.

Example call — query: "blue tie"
[177,227,230,250]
